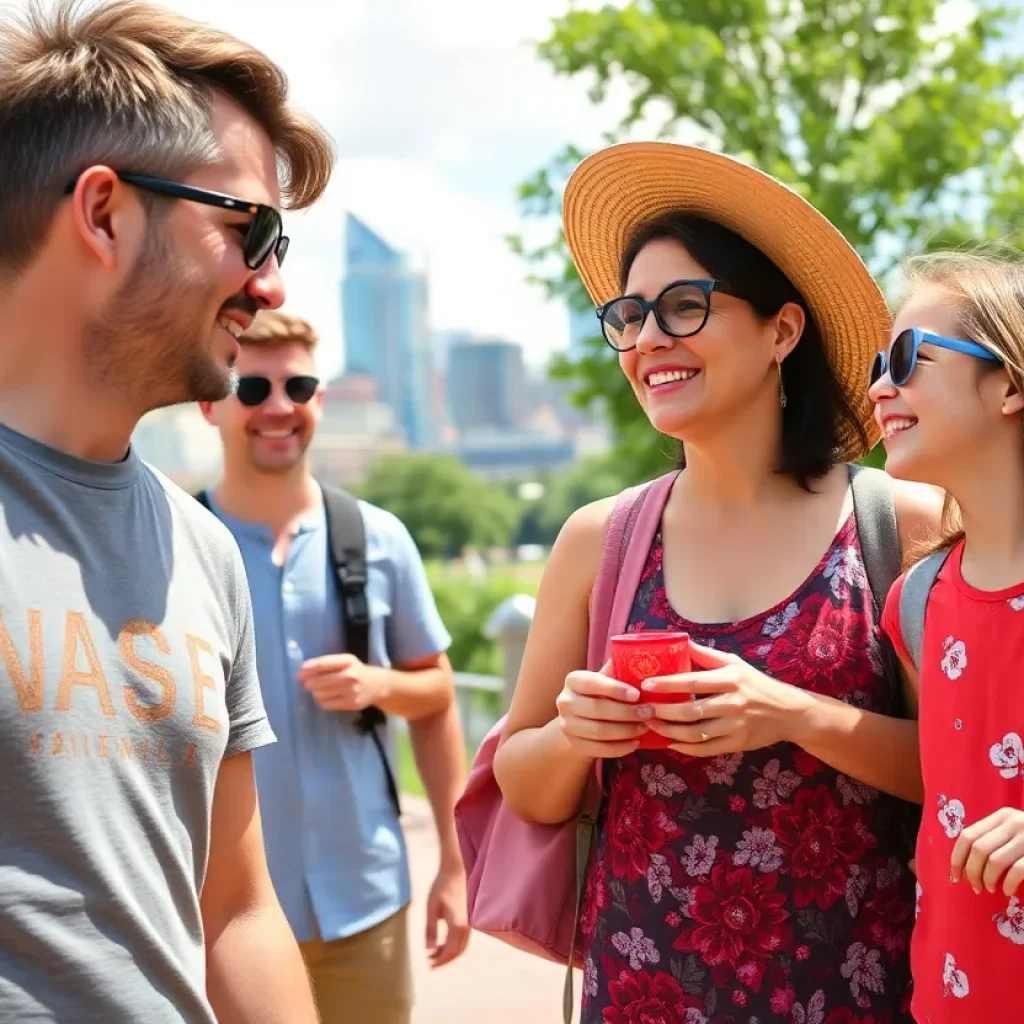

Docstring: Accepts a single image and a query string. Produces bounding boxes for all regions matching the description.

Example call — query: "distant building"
[341,213,435,448]
[447,336,527,433]
[453,428,576,482]
[132,405,221,487]
[311,372,406,486]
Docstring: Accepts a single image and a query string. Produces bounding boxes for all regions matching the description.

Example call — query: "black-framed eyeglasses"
[596,279,721,352]
[63,171,289,270]
[869,327,1001,388]
[236,375,320,407]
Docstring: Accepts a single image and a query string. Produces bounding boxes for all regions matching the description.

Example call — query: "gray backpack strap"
[848,464,901,610]
[848,464,908,717]
[899,549,951,672]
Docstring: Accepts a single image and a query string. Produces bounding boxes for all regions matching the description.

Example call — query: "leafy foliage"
[356,453,521,559]
[515,0,1024,474]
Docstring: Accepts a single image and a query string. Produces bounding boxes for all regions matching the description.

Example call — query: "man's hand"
[425,862,470,968]
[298,653,388,712]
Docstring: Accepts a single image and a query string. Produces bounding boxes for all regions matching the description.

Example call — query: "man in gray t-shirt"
[0,2,334,1021]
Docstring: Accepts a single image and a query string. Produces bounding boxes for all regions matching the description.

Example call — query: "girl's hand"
[951,807,1024,897]
[638,640,815,756]
[556,660,651,758]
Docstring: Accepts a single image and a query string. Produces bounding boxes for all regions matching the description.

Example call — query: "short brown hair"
[0,0,335,271]
[240,310,318,349]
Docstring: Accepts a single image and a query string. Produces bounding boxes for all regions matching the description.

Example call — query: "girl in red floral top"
[871,249,1024,1022]
[495,143,941,1024]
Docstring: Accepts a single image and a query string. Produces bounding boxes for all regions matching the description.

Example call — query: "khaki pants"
[299,907,413,1024]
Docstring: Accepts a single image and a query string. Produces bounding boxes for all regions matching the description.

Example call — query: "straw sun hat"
[562,141,890,460]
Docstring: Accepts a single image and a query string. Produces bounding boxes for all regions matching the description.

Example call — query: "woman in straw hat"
[493,142,942,1022]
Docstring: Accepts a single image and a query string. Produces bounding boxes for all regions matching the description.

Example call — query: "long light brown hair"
[0,0,335,272]
[897,246,1024,564]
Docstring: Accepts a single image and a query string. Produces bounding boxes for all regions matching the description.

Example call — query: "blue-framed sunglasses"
[870,327,1001,387]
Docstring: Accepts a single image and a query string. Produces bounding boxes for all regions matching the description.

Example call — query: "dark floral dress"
[581,514,917,1024]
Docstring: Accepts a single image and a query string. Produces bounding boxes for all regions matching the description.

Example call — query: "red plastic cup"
[610,630,692,750]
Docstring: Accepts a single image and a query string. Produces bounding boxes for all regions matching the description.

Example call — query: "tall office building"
[447,336,527,433]
[341,214,435,448]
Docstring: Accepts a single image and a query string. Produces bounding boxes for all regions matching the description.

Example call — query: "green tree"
[357,453,521,559]
[535,455,631,539]
[514,0,1024,478]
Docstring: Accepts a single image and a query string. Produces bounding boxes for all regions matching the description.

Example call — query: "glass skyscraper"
[341,214,434,448]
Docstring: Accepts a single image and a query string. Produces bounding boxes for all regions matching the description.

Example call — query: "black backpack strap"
[194,489,212,511]
[320,483,401,816]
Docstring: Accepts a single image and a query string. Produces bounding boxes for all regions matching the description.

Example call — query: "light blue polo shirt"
[206,492,451,942]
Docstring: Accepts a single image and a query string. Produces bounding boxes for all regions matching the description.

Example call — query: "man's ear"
[198,400,217,425]
[69,166,142,271]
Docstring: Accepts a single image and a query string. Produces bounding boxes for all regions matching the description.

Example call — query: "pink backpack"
[453,472,677,1023]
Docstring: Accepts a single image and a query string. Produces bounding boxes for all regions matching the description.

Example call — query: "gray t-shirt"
[0,422,276,1023]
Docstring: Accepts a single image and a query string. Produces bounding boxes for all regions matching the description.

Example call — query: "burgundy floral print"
[581,515,916,1024]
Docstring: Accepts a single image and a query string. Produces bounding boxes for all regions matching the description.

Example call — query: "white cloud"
[113,0,627,376]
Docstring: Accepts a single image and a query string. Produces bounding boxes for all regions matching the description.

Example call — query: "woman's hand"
[556,660,651,758]
[639,640,815,756]
[951,808,1024,897]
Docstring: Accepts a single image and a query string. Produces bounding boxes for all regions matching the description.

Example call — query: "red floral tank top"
[580,513,917,1024]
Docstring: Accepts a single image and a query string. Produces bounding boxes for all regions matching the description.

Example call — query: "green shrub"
[427,568,540,676]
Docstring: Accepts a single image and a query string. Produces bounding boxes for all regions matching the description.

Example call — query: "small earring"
[777,354,787,408]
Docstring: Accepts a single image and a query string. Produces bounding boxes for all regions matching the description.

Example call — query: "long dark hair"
[620,213,868,490]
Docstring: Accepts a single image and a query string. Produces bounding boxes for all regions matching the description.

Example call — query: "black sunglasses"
[236,375,319,407]
[63,171,289,271]
[596,279,721,352]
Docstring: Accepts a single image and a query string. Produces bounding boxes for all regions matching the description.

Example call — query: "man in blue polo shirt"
[198,310,469,1023]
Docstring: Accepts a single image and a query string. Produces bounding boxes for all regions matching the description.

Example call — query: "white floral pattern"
[790,990,826,1024]
[840,943,886,1001]
[751,758,801,809]
[837,773,876,807]
[733,827,783,873]
[682,833,718,876]
[762,600,800,638]
[989,732,1024,780]
[824,545,869,601]
[941,636,968,680]
[640,762,687,797]
[703,752,742,786]
[646,852,672,904]
[1009,595,1024,611]
[846,864,870,917]
[610,926,660,971]
[942,952,969,999]
[937,793,966,839]
[994,896,1024,945]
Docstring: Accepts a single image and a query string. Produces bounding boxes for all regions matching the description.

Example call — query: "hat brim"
[562,141,888,460]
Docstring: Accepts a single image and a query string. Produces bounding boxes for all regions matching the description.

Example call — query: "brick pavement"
[403,795,580,1024]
